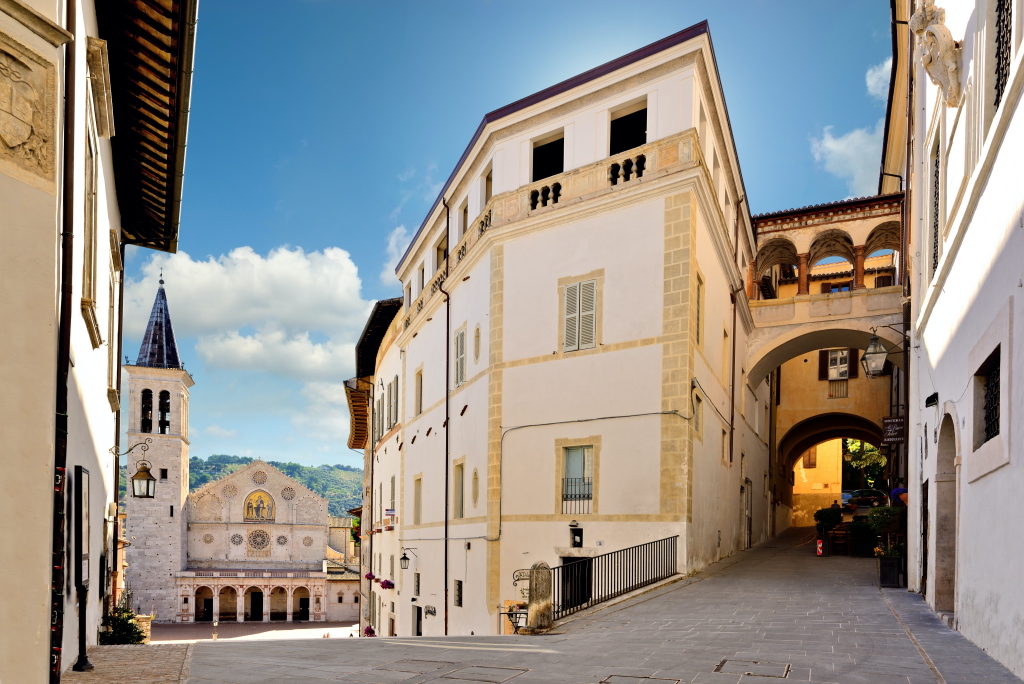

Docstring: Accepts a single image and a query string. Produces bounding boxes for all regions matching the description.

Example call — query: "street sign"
[882,416,906,444]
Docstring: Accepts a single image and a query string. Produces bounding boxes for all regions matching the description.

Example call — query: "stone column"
[236,587,244,623]
[746,259,756,300]
[523,561,552,634]
[212,588,220,623]
[853,245,866,289]
[286,588,293,622]
[797,253,810,295]
[263,586,271,622]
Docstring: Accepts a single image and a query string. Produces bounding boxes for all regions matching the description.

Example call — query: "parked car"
[841,491,857,510]
[850,489,888,507]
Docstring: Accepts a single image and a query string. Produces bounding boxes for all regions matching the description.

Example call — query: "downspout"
[52,0,77,677]
[367,382,374,632]
[438,197,452,637]
[727,197,747,500]
[110,243,125,619]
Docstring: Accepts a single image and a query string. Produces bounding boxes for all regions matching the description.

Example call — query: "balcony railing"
[551,536,678,620]
[561,477,593,514]
[403,129,699,331]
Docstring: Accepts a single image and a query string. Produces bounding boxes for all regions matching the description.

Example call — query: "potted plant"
[813,507,842,556]
[380,579,394,589]
[363,625,376,637]
[868,507,906,587]
[364,572,375,581]
[875,543,903,587]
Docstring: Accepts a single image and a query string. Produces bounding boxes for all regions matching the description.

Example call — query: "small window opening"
[160,468,168,480]
[414,572,421,596]
[140,389,153,433]
[353,595,359,603]
[609,105,647,156]
[975,347,1000,447]
[435,235,448,272]
[454,579,463,607]
[415,371,423,414]
[460,202,469,241]
[485,170,493,201]
[170,505,174,517]
[158,390,171,434]
[802,448,817,469]
[532,134,564,182]
[337,596,343,604]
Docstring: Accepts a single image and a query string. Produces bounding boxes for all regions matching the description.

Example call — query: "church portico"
[174,573,328,623]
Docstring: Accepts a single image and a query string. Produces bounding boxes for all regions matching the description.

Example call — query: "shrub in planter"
[814,507,842,531]
[867,507,904,535]
[99,589,146,645]
[846,521,876,557]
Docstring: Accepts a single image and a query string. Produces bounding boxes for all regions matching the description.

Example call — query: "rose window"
[248,529,270,549]
[302,536,314,547]
[281,487,296,500]
[252,470,268,485]
[230,533,244,546]
[222,484,238,498]
[202,534,214,544]
[276,535,288,546]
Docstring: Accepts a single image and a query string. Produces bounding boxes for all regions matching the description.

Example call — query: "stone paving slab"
[77,527,1021,684]
[61,644,191,683]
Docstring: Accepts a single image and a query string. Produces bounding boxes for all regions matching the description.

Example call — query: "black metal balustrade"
[550,535,677,620]
[561,477,593,514]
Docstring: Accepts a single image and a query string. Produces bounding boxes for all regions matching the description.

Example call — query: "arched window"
[140,389,153,433]
[158,390,171,434]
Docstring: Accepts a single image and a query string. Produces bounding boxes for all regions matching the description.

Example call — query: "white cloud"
[292,381,351,442]
[810,118,884,198]
[124,246,373,381]
[866,57,893,101]
[379,225,411,287]
[205,425,238,438]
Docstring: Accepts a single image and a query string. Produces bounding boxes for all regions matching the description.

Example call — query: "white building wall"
[906,0,1024,676]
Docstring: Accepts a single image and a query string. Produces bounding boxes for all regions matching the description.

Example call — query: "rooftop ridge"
[752,192,904,221]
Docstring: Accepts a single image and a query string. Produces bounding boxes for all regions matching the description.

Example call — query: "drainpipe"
[727,198,747,508]
[438,197,452,636]
[366,381,374,633]
[52,0,77,677]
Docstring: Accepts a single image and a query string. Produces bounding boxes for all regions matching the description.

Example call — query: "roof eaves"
[394,21,711,274]
[752,193,905,223]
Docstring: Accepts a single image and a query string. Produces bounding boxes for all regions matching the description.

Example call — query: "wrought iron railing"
[551,535,677,620]
[561,477,592,514]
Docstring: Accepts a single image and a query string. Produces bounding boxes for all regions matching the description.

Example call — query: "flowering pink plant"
[380,579,395,589]
[363,625,376,637]
[364,572,375,580]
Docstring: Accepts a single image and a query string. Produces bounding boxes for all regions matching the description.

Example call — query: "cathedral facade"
[124,283,358,623]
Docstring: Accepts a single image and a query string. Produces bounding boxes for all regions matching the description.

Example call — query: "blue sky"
[121,1,895,467]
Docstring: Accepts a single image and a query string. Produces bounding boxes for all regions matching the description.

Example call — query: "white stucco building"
[881,0,1024,676]
[0,0,197,679]
[348,22,774,637]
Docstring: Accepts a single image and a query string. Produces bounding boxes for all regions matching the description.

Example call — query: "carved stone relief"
[295,496,321,524]
[0,31,57,192]
[910,0,961,107]
[194,493,224,521]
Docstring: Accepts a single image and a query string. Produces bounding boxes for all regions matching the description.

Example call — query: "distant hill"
[119,455,363,518]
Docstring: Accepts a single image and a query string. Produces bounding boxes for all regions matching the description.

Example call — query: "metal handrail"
[550,535,677,620]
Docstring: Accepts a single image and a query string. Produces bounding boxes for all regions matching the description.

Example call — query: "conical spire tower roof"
[136,277,182,369]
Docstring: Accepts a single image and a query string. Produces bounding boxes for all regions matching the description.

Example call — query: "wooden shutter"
[818,350,829,380]
[393,375,399,423]
[820,282,832,294]
[847,348,859,379]
[579,280,597,349]
[386,382,392,428]
[564,282,579,352]
[456,331,466,385]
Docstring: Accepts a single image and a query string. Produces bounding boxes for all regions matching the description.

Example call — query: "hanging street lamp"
[131,461,157,498]
[860,335,889,377]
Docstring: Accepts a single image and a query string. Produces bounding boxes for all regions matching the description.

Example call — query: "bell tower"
[124,278,193,621]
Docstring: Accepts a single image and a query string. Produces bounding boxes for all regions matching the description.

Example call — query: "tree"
[842,439,886,489]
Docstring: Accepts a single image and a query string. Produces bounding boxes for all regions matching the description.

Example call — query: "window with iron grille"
[453,579,463,607]
[975,347,1001,448]
[562,445,593,514]
[984,357,1000,442]
[931,146,940,274]
[994,0,1013,108]
[414,572,420,596]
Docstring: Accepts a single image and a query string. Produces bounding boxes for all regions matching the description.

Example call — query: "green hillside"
[118,455,363,518]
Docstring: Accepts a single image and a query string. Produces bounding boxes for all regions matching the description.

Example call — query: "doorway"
[245,588,263,621]
[921,480,929,596]
[933,416,957,612]
[293,587,310,621]
[558,557,593,611]
[195,587,213,622]
[413,606,423,636]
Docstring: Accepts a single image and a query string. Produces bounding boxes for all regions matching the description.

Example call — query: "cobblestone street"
[71,529,1021,683]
